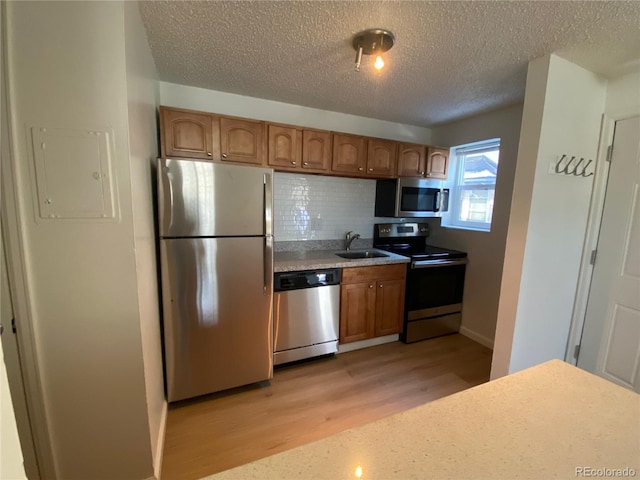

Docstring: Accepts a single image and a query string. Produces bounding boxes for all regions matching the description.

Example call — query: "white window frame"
[443,138,500,232]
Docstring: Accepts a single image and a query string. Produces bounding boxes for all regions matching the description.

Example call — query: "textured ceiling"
[138,1,640,128]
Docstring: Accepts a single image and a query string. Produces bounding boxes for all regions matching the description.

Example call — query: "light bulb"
[374,55,385,71]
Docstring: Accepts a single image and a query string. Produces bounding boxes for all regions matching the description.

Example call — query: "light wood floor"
[161,334,492,480]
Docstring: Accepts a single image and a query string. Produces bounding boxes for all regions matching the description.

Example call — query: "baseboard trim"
[459,326,494,349]
[153,400,168,479]
[338,334,399,354]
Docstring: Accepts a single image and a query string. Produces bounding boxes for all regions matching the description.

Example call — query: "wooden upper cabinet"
[267,126,330,173]
[426,147,449,179]
[268,124,301,169]
[367,139,397,178]
[220,117,265,165]
[331,133,367,175]
[159,106,444,179]
[302,129,331,172]
[161,106,219,160]
[397,143,427,177]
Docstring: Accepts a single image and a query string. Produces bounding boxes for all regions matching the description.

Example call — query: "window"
[443,139,500,231]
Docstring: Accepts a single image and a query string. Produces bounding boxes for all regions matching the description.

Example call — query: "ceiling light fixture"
[352,28,395,73]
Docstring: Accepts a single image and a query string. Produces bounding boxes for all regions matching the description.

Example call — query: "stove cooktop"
[373,223,467,260]
[375,243,467,260]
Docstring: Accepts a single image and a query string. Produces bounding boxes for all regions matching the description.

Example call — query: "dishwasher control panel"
[275,269,341,291]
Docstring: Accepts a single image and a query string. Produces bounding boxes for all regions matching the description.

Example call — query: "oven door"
[402,259,467,343]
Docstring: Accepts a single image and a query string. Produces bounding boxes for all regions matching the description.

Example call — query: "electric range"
[373,223,468,343]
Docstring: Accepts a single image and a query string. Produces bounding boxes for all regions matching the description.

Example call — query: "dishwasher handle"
[274,268,342,292]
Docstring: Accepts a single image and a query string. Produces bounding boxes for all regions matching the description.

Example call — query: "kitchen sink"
[335,250,389,259]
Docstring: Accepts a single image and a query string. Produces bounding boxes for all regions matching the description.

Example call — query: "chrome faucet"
[345,231,361,251]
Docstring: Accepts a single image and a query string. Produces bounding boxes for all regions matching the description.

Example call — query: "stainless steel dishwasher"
[273,269,341,365]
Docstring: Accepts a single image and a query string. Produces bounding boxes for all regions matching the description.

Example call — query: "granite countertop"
[206,360,640,480]
[274,249,410,272]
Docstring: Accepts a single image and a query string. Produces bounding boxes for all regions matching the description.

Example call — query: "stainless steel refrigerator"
[157,158,274,402]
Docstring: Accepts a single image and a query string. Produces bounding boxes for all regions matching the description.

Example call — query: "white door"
[577,116,640,392]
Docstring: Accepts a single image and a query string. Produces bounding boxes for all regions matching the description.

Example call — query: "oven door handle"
[411,258,468,269]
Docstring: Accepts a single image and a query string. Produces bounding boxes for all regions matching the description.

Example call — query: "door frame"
[565,111,640,365]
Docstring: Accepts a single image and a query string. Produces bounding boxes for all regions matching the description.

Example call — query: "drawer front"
[404,313,461,343]
[342,264,406,284]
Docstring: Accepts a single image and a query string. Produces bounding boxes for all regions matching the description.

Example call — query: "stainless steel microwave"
[375,178,449,218]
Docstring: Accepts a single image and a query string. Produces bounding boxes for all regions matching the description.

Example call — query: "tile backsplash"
[274,172,379,241]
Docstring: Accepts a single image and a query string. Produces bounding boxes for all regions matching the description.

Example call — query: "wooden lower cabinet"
[375,278,405,337]
[339,264,406,344]
[340,282,376,343]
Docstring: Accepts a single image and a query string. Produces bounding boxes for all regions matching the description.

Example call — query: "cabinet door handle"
[368,168,373,172]
[222,153,228,158]
[426,172,431,177]
[420,171,425,175]
[291,161,297,165]
[379,284,383,288]
[369,284,374,289]
[303,162,309,166]
[207,152,212,156]
[358,167,364,171]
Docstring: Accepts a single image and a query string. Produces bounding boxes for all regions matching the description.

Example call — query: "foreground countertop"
[206,360,640,480]
[274,249,410,273]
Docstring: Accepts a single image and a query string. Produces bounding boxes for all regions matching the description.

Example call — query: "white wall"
[430,104,523,348]
[605,72,640,117]
[6,2,154,478]
[492,55,607,378]
[124,2,165,477]
[159,82,432,143]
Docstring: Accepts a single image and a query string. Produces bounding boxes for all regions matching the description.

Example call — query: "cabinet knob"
[420,171,425,175]
[291,161,297,165]
[207,152,212,157]
[222,153,228,158]
[369,284,374,289]
[368,168,373,172]
[426,173,431,177]
[358,167,364,171]
[303,162,309,166]
[379,284,383,288]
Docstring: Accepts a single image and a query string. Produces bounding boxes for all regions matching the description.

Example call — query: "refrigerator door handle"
[263,173,273,236]
[158,160,174,235]
[264,235,273,295]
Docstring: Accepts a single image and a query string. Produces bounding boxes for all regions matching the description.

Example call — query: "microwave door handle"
[434,190,441,212]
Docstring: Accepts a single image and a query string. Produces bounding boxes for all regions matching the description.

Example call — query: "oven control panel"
[375,222,429,238]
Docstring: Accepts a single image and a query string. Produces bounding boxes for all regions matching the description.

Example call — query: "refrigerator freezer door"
[161,237,273,402]
[158,159,272,237]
